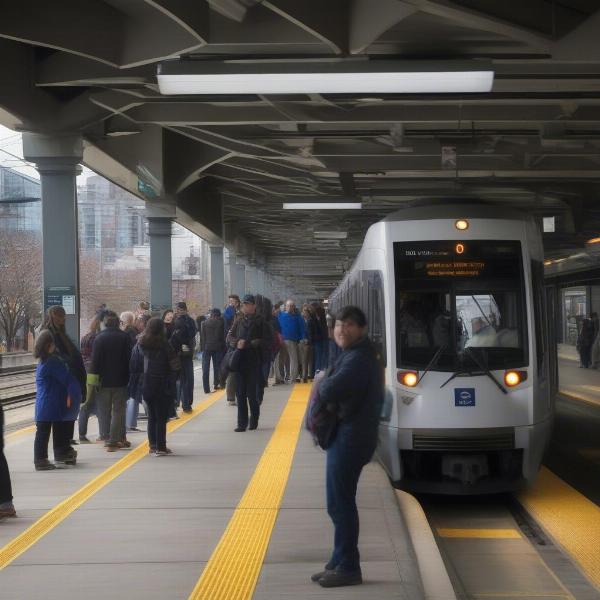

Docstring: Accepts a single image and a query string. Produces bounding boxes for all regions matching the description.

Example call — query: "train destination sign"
[426,261,485,277]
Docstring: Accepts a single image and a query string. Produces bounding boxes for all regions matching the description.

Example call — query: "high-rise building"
[0,167,41,232]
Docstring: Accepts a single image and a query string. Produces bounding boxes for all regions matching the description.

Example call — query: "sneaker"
[227,400,237,406]
[55,449,77,465]
[155,448,173,456]
[127,427,142,432]
[34,459,57,471]
[318,569,362,588]
[118,440,132,449]
[148,447,156,455]
[0,502,17,519]
[106,444,120,452]
[182,408,193,414]
[78,436,92,444]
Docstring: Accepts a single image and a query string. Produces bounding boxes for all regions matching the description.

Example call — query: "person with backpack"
[129,318,178,455]
[309,306,384,588]
[172,302,197,413]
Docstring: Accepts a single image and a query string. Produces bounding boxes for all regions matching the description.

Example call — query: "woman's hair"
[139,317,166,349]
[41,305,66,332]
[335,305,367,328]
[301,303,312,316]
[87,316,101,334]
[33,330,55,360]
[162,309,173,321]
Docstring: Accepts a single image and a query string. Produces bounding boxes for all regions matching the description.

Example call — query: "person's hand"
[237,340,247,349]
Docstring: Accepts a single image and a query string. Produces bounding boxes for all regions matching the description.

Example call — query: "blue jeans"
[177,357,194,410]
[312,339,328,375]
[325,427,374,573]
[202,350,223,393]
[236,357,260,429]
[126,397,147,429]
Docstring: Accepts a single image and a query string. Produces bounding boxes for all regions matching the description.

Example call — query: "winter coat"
[319,336,383,449]
[174,314,197,348]
[226,313,272,366]
[45,324,87,401]
[200,317,226,352]
[80,331,98,372]
[128,341,174,402]
[89,327,133,388]
[35,355,82,422]
[278,311,306,342]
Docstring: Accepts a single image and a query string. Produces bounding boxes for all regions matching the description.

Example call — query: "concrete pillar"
[246,266,258,294]
[147,217,172,312]
[23,133,82,344]
[235,263,246,298]
[210,245,225,310]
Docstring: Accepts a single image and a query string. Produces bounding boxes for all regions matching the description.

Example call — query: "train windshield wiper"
[439,347,507,394]
[462,346,507,395]
[418,344,447,385]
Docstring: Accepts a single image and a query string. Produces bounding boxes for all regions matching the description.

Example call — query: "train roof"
[381,198,533,224]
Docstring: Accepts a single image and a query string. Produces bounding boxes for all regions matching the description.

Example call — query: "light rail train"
[328,200,558,493]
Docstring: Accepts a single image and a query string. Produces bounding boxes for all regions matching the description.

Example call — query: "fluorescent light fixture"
[543,217,556,233]
[157,60,494,95]
[283,202,362,210]
[314,231,348,239]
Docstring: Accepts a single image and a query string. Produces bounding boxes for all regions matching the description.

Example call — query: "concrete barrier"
[0,352,36,373]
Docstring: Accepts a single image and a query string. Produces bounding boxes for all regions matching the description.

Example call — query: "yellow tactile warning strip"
[5,425,36,440]
[518,466,600,589]
[188,383,311,600]
[436,528,522,539]
[0,391,224,570]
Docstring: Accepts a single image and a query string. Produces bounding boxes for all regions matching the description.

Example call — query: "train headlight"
[504,370,527,387]
[455,219,469,231]
[398,371,418,387]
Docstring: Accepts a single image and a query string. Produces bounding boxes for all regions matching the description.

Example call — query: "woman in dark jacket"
[78,316,101,443]
[33,331,82,470]
[0,402,16,518]
[129,318,178,455]
[311,306,384,589]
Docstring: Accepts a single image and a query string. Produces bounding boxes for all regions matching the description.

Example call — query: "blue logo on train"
[454,388,476,406]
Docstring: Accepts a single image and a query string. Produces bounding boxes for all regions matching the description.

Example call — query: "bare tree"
[0,230,42,351]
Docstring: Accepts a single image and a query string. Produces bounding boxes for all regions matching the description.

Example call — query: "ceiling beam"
[400,0,553,52]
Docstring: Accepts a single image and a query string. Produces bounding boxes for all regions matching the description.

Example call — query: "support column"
[210,245,225,310]
[235,263,246,298]
[23,133,82,344]
[246,266,258,294]
[147,217,173,312]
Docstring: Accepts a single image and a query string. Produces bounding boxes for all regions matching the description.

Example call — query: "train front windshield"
[394,240,527,371]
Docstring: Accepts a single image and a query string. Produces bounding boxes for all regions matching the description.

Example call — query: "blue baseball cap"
[242,294,256,304]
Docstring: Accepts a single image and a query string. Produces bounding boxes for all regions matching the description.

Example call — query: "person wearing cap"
[172,302,197,413]
[278,299,306,383]
[226,294,272,431]
[200,308,226,393]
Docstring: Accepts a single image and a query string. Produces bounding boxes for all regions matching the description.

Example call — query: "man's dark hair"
[104,310,119,328]
[176,301,187,310]
[335,305,367,328]
[228,294,240,301]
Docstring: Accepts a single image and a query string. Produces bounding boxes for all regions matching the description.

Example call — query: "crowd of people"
[0,293,383,590]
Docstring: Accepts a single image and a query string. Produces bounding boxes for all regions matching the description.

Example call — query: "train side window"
[362,270,387,366]
[531,259,546,370]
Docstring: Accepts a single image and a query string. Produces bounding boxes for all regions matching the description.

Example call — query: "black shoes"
[310,569,334,582]
[34,459,56,471]
[318,569,362,588]
[234,427,246,432]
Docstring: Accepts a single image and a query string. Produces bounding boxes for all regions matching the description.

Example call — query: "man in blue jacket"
[277,299,305,383]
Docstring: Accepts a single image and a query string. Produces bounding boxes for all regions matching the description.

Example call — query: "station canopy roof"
[2,1,600,295]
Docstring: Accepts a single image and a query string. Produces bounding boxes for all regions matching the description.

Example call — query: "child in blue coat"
[33,330,82,470]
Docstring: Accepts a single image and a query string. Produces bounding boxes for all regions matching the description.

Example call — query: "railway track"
[0,369,36,410]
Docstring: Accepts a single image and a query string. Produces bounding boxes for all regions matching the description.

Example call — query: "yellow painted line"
[559,389,600,408]
[0,391,224,570]
[436,528,521,539]
[518,466,600,589]
[188,383,311,600]
[5,425,36,440]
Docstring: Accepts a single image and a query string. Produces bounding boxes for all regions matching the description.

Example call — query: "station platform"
[0,383,450,600]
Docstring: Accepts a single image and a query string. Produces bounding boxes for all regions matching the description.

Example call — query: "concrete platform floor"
[1,383,423,600]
